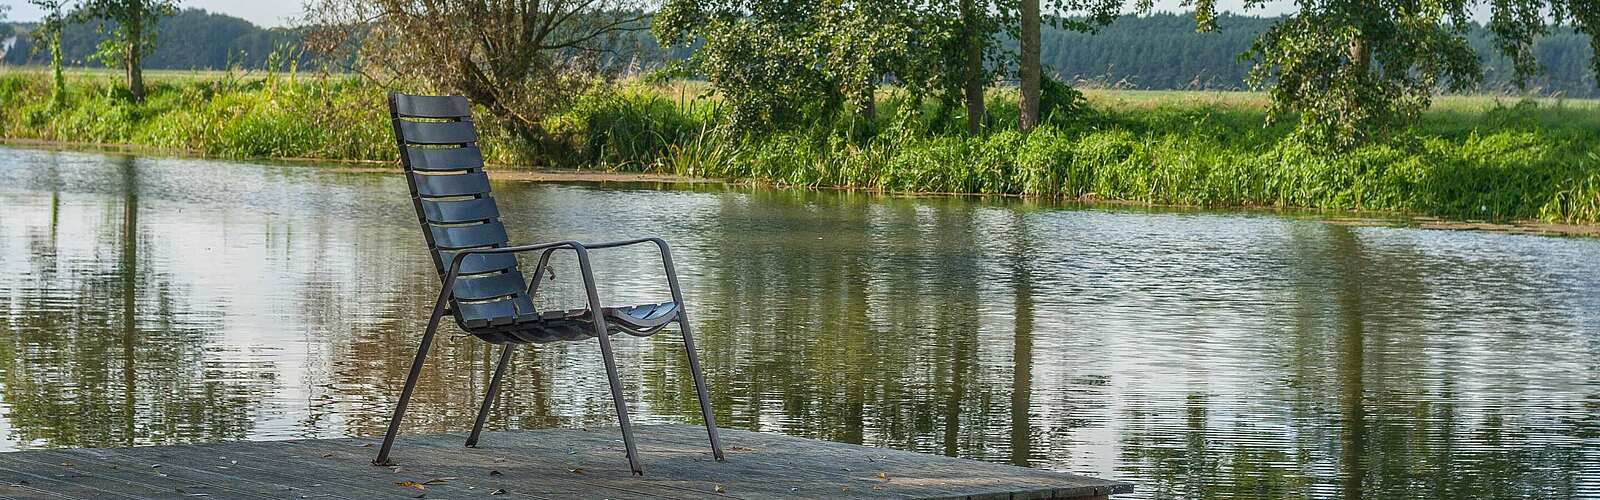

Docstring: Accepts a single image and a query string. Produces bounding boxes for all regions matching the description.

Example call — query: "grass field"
[1,67,1597,224]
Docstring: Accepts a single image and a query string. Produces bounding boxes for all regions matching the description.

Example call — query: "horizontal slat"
[397,120,478,145]
[414,172,490,197]
[392,93,471,118]
[612,302,677,322]
[404,146,484,171]
[436,251,518,275]
[421,197,500,223]
[430,221,509,249]
[453,272,528,301]
[456,295,535,326]
[508,323,596,343]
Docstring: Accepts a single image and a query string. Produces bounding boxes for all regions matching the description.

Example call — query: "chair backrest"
[388,92,535,326]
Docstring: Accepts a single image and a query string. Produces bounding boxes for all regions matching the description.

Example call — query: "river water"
[0,146,1596,498]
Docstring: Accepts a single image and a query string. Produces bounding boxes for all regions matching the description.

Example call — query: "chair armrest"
[522,237,684,306]
[443,240,584,292]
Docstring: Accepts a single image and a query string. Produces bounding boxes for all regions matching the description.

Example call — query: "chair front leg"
[466,344,515,448]
[574,247,644,476]
[655,240,725,461]
[374,272,458,466]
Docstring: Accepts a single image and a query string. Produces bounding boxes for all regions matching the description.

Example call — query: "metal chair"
[372,92,724,475]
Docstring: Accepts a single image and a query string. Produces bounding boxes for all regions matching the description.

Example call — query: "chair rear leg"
[678,315,725,461]
[467,344,515,448]
[373,302,447,466]
[657,243,724,461]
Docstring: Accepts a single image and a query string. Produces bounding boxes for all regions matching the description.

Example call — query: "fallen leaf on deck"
[321,453,334,458]
[568,467,584,475]
[877,471,889,481]
[489,470,503,477]
[396,481,426,491]
[714,484,726,494]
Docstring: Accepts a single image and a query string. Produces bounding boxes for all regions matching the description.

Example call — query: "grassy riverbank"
[2,69,1598,223]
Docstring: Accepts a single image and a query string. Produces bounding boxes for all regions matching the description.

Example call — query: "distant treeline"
[2,9,303,70]
[1040,13,1600,97]
[3,10,1596,96]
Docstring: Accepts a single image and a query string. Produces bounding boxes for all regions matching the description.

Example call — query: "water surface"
[0,147,1596,498]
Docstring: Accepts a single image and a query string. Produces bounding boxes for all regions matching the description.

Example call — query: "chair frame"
[372,92,723,476]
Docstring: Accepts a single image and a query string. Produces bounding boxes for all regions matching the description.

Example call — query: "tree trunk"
[1348,36,1372,74]
[50,29,65,108]
[1018,0,1041,132]
[126,7,145,102]
[961,0,985,136]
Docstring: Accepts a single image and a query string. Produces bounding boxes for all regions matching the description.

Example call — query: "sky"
[1,1,1299,28]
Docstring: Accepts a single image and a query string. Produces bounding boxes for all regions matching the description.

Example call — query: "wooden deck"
[0,425,1130,499]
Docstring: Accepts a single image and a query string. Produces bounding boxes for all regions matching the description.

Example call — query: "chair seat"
[462,302,680,344]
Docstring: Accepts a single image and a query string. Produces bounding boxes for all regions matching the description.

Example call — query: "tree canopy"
[1193,0,1600,147]
[303,0,647,148]
[654,0,963,126]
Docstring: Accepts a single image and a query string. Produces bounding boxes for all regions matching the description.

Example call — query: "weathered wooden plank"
[638,426,1114,498]
[375,432,698,499]
[0,453,155,500]
[97,440,419,500]
[33,448,286,500]
[176,438,489,499]
[506,428,902,498]
[489,428,843,498]
[0,426,1130,500]
[704,426,1127,496]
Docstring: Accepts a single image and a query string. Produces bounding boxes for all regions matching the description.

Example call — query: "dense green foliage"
[1171,0,1598,149]
[1,71,1595,224]
[653,0,963,126]
[651,0,1123,131]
